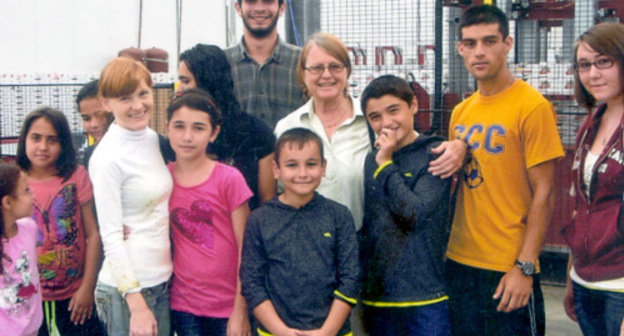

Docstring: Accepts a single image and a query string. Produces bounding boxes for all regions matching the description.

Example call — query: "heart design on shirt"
[170,200,215,250]
[17,283,36,298]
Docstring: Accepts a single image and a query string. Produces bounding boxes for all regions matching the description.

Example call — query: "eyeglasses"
[304,63,346,75]
[575,57,615,73]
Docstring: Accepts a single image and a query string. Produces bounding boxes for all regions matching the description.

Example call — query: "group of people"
[0,1,623,336]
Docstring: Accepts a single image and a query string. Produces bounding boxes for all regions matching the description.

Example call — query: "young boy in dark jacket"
[240,128,360,336]
[359,75,451,336]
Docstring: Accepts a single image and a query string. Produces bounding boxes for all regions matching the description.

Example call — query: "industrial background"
[1,0,622,274]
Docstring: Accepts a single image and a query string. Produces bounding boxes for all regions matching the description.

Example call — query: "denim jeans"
[364,301,452,336]
[172,310,228,336]
[573,282,624,336]
[95,281,170,336]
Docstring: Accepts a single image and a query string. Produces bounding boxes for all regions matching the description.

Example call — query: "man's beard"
[242,14,279,38]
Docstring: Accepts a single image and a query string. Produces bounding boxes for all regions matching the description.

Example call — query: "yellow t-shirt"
[446,80,564,273]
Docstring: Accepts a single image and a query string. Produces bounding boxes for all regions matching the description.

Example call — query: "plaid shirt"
[225,37,305,128]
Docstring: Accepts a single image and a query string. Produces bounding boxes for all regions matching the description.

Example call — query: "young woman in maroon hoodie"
[562,22,624,336]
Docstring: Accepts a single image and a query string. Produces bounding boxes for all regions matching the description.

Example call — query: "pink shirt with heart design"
[168,162,252,318]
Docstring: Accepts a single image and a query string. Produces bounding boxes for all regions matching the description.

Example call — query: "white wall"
[0,0,233,74]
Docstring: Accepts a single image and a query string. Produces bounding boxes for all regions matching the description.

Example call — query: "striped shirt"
[225,37,305,128]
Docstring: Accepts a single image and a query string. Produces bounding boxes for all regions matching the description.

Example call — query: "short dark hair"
[76,80,99,109]
[237,0,284,6]
[459,4,509,40]
[574,22,624,109]
[274,128,324,166]
[167,88,223,129]
[17,107,77,182]
[360,75,415,113]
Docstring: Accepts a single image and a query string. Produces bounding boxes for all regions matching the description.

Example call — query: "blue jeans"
[94,281,171,336]
[364,301,452,336]
[172,310,228,336]
[573,282,624,336]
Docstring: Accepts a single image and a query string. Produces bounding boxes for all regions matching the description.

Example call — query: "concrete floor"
[543,284,583,336]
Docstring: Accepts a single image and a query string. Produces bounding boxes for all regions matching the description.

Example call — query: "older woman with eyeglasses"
[561,22,624,336]
[274,32,371,231]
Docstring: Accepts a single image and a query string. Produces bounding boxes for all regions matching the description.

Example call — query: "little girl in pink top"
[167,89,252,336]
[0,164,42,336]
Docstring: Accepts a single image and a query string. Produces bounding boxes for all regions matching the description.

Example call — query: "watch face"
[517,261,535,276]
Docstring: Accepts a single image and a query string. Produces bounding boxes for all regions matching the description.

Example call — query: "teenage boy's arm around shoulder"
[240,213,271,316]
[374,150,451,229]
[229,203,251,336]
[494,159,556,313]
[428,139,468,178]
[68,199,102,325]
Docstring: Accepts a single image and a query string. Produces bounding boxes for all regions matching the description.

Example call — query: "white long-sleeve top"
[89,123,173,294]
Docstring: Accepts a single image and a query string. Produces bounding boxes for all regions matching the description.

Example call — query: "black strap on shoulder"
[158,135,176,164]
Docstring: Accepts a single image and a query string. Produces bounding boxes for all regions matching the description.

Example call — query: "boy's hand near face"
[375,127,400,165]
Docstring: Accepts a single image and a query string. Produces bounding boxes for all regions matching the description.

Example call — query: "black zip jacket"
[241,193,359,334]
[359,135,451,305]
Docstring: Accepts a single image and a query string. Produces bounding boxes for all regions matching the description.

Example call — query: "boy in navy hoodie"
[241,128,359,336]
[359,75,451,336]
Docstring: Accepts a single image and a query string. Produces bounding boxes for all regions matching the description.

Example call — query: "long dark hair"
[17,107,78,181]
[0,163,22,273]
[179,44,248,158]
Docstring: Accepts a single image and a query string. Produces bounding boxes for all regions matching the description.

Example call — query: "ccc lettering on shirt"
[454,124,507,154]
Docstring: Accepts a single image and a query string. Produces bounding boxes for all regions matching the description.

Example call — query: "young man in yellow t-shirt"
[428,5,564,336]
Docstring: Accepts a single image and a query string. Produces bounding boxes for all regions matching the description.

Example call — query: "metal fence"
[318,0,623,249]
[2,1,623,245]
[0,83,173,158]
[319,0,623,149]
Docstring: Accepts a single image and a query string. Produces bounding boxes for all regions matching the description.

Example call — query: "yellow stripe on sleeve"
[373,160,393,179]
[333,290,357,305]
[361,295,449,308]
[260,328,353,336]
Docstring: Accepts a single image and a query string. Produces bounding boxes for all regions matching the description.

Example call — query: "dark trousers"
[172,309,228,336]
[364,301,452,336]
[38,298,106,336]
[573,281,624,336]
[445,259,545,336]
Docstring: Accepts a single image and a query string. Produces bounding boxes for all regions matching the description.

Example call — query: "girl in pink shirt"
[16,107,104,336]
[0,163,42,336]
[167,89,252,336]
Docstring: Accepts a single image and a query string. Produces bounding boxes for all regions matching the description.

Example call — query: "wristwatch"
[515,260,536,277]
